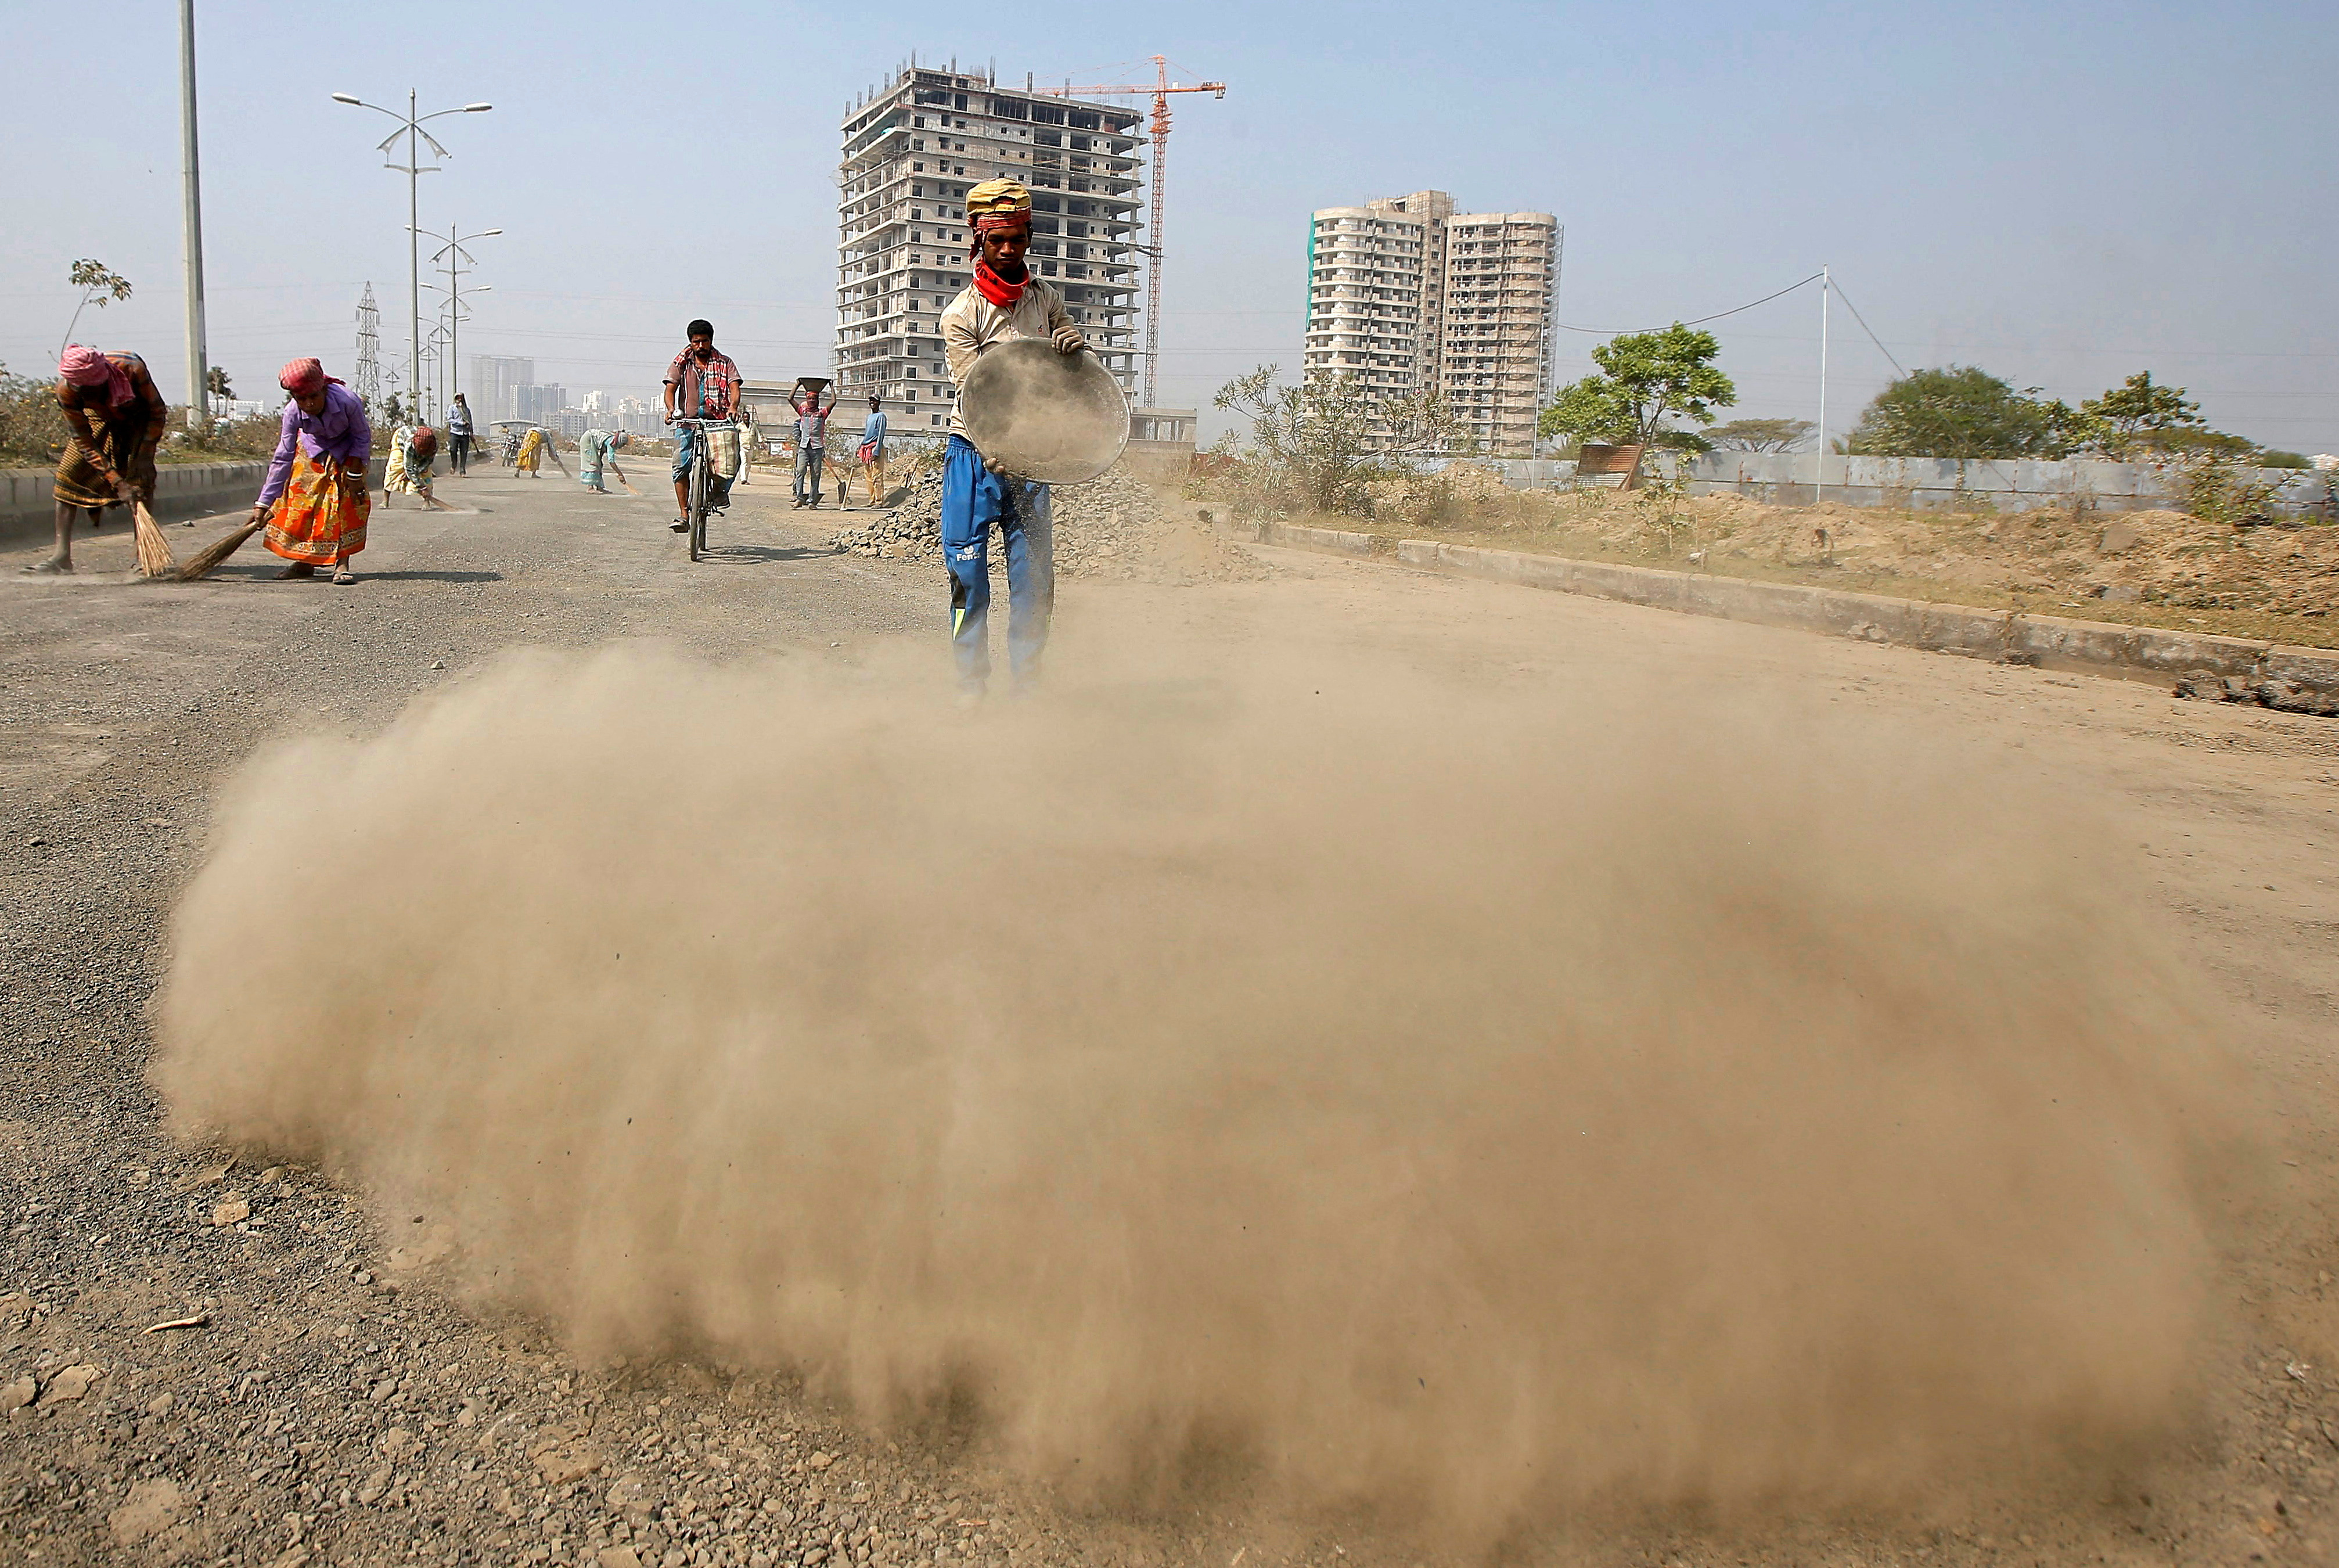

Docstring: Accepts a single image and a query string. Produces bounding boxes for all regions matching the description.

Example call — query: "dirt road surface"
[4,469,2338,1568]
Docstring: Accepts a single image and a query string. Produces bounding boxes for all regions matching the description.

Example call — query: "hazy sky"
[6,0,2333,451]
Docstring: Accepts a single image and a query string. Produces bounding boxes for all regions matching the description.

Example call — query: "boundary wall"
[2,460,388,544]
[1467,454,2333,516]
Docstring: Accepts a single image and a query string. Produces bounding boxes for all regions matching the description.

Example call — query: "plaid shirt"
[664,347,742,418]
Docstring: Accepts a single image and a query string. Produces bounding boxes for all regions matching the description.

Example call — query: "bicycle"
[670,416,737,562]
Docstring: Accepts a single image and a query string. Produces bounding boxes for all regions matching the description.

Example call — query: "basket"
[960,340,1129,484]
[707,424,741,480]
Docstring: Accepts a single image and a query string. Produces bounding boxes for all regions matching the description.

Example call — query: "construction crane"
[1041,56,1225,408]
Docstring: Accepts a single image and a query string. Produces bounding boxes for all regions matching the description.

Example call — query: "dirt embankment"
[1293,466,2339,649]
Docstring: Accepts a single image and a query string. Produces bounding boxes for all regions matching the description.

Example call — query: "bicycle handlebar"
[668,416,736,427]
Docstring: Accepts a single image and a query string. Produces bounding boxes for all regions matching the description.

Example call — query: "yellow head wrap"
[965,178,1033,226]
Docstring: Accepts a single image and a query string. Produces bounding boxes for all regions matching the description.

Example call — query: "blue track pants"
[941,434,1053,691]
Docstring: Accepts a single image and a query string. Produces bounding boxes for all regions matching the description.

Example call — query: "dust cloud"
[154,631,2241,1528]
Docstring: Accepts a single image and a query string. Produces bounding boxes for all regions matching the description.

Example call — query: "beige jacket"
[939,276,1075,437]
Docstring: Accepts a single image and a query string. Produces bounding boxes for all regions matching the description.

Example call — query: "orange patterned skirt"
[264,445,370,564]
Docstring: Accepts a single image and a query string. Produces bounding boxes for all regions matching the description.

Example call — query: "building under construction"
[837,63,1145,434]
[1305,191,1560,456]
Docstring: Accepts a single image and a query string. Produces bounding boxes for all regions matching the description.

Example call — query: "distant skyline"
[4,0,2333,451]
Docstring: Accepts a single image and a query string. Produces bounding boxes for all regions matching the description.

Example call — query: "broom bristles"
[178,518,265,581]
[132,501,177,577]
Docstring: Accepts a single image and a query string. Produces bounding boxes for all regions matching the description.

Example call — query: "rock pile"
[2174,668,2339,716]
[831,463,1261,584]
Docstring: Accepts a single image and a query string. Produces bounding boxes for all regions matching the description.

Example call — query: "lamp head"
[464,103,493,113]
[331,93,362,105]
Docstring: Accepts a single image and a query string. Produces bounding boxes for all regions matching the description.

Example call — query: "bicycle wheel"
[688,455,706,562]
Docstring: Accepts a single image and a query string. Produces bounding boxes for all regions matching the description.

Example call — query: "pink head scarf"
[59,345,132,410]
[279,358,333,397]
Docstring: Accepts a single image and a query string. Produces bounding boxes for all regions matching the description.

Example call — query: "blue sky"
[5,0,2333,449]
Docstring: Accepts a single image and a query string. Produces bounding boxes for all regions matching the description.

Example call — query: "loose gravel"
[829,466,1262,584]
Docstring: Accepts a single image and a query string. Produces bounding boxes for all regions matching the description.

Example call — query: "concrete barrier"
[1461,454,2337,516]
[1653,451,2334,517]
[1254,524,2339,706]
[1257,519,1380,558]
[3,458,389,544]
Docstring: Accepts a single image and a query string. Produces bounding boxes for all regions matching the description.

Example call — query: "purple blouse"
[257,383,372,505]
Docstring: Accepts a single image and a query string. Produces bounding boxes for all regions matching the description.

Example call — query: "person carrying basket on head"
[938,178,1086,697]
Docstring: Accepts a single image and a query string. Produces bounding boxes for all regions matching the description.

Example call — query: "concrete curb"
[3,458,390,544]
[1251,521,2339,711]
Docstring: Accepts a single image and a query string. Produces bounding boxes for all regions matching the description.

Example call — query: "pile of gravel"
[830,465,1259,584]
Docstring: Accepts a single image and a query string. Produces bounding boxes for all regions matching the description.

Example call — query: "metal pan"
[959,338,1129,484]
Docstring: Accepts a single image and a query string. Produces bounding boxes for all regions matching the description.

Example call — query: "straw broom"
[178,511,266,581]
[131,500,177,578]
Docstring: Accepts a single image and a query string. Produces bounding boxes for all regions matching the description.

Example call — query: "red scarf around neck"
[973,257,1028,308]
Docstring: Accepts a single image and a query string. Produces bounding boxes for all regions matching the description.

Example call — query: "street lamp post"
[423,282,489,425]
[330,90,490,426]
[413,224,499,419]
[178,0,208,436]
[422,324,452,424]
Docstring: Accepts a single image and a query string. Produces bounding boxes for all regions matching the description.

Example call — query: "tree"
[1538,324,1736,458]
[1382,388,1477,459]
[1705,417,1815,453]
[2074,371,2203,459]
[1212,366,1383,516]
[1844,366,2063,459]
[60,258,133,353]
[2156,426,2259,461]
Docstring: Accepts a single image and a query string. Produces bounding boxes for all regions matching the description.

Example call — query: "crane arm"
[1038,82,1227,97]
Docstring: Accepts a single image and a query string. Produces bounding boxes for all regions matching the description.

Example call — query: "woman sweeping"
[514,426,547,477]
[384,425,452,510]
[249,358,372,584]
[29,344,168,574]
[384,422,413,492]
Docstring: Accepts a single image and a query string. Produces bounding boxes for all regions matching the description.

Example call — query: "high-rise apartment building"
[1305,192,1559,455]
[837,63,1145,433]
[470,355,534,424]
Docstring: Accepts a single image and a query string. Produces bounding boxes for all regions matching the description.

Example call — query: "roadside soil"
[4,471,2339,1568]
[1260,468,2339,650]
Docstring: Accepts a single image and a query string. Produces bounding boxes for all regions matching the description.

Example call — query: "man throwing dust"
[938,179,1085,696]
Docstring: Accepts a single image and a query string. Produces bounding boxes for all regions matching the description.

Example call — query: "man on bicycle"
[661,319,743,533]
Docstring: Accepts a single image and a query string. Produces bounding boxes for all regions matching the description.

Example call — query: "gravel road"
[5,468,2339,1568]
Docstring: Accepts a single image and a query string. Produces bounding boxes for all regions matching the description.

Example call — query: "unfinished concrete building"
[1304,190,1559,455]
[836,63,1143,436]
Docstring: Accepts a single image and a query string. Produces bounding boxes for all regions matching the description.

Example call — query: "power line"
[1554,272,1825,335]
[1827,276,1905,378]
